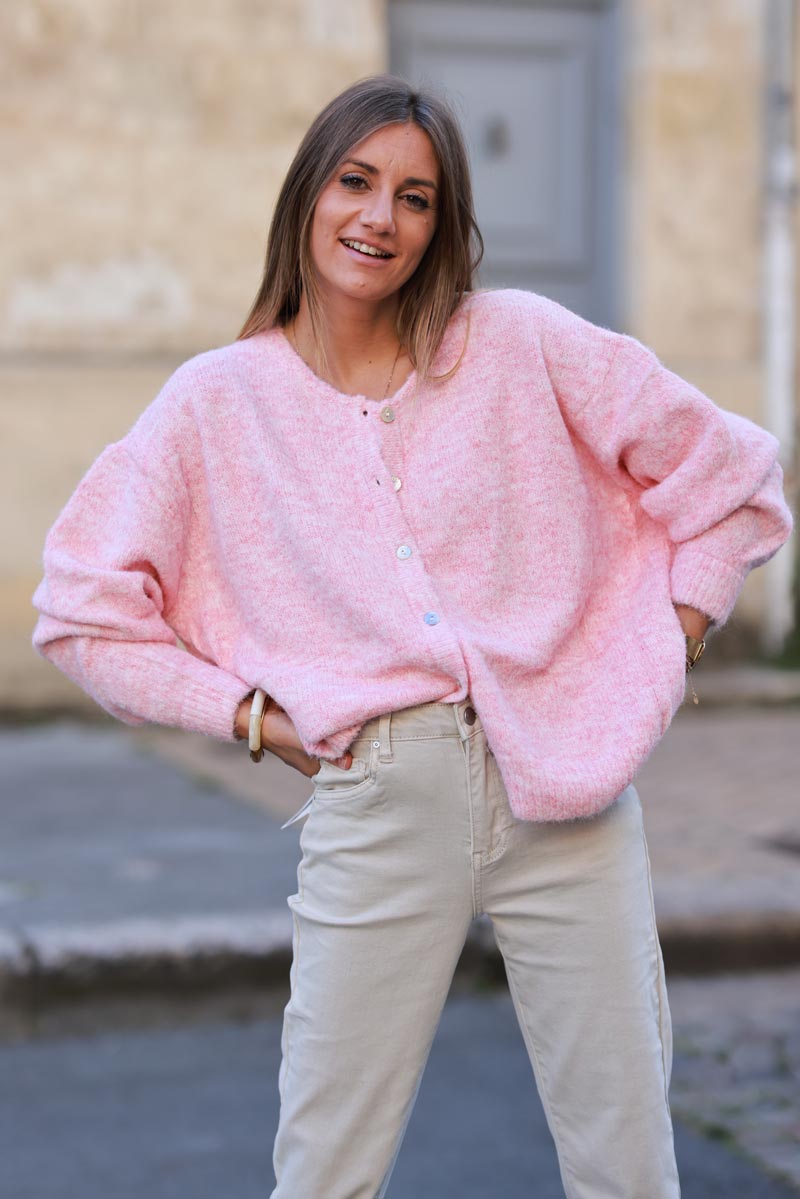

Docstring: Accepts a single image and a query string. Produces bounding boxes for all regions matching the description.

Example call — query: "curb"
[660,913,800,974]
[4,910,800,1011]
[0,912,294,1007]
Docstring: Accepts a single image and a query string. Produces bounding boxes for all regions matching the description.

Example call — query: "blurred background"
[2,2,800,1197]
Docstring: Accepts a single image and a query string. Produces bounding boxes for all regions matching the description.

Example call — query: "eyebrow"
[342,158,439,192]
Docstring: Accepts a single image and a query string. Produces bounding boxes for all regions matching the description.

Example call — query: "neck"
[290,293,401,390]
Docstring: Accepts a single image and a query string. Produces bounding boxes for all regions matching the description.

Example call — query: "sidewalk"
[1,668,799,1008]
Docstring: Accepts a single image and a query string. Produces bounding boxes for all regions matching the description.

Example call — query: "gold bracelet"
[685,635,706,706]
[248,688,268,763]
[685,635,706,670]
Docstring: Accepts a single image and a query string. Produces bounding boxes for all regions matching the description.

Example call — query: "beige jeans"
[271,698,680,1199]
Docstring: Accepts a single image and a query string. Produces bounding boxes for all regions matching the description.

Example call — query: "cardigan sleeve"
[31,438,252,741]
[530,293,794,625]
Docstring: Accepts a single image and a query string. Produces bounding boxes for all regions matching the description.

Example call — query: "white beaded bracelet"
[248,687,269,763]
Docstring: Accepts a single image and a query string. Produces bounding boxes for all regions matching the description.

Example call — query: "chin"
[329,277,401,304]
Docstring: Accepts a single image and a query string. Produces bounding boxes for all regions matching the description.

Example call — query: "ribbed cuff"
[179,671,258,743]
[670,546,748,628]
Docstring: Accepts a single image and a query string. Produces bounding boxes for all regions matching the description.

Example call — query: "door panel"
[390,1,620,327]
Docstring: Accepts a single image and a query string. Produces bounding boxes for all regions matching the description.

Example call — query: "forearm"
[34,628,252,742]
[542,300,793,628]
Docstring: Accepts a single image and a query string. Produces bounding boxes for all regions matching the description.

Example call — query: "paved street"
[3,984,800,1199]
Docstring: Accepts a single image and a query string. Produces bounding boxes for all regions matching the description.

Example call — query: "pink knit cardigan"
[32,289,794,820]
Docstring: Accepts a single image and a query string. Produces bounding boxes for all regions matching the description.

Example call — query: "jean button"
[464,705,476,725]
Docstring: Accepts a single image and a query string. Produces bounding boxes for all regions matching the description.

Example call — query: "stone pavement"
[667,968,800,1192]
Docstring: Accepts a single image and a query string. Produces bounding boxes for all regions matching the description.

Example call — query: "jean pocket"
[314,754,371,793]
[281,747,379,829]
[311,739,383,803]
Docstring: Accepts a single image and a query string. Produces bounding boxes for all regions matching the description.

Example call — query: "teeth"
[343,239,391,258]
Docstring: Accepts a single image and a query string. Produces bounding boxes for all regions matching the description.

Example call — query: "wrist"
[673,602,711,641]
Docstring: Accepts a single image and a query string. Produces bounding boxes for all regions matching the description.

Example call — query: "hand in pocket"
[257,697,353,778]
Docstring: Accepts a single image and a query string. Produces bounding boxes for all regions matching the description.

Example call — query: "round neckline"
[274,326,419,404]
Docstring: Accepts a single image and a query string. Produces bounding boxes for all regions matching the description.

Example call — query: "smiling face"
[307,121,440,310]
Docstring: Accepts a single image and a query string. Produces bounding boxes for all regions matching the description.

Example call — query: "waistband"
[353,696,483,750]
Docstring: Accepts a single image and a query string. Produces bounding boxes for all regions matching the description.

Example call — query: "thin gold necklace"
[288,322,402,401]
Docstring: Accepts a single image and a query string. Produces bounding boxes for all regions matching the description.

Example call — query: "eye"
[339,173,367,189]
[402,192,431,211]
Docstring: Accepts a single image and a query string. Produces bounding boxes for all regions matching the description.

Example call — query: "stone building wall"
[626,0,764,380]
[3,0,386,355]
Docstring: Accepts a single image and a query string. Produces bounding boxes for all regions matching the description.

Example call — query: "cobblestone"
[668,969,800,1191]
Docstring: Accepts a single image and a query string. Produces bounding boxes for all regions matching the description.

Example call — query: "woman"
[32,74,793,1197]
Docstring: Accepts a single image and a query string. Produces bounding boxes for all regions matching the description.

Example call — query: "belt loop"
[377,710,394,763]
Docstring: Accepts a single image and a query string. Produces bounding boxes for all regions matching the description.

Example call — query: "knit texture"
[32,288,794,820]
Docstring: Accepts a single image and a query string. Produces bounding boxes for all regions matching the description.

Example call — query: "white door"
[390,0,621,327]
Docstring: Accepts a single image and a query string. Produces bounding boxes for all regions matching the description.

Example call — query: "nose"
[360,186,396,235]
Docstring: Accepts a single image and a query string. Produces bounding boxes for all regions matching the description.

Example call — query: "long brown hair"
[237,73,484,383]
